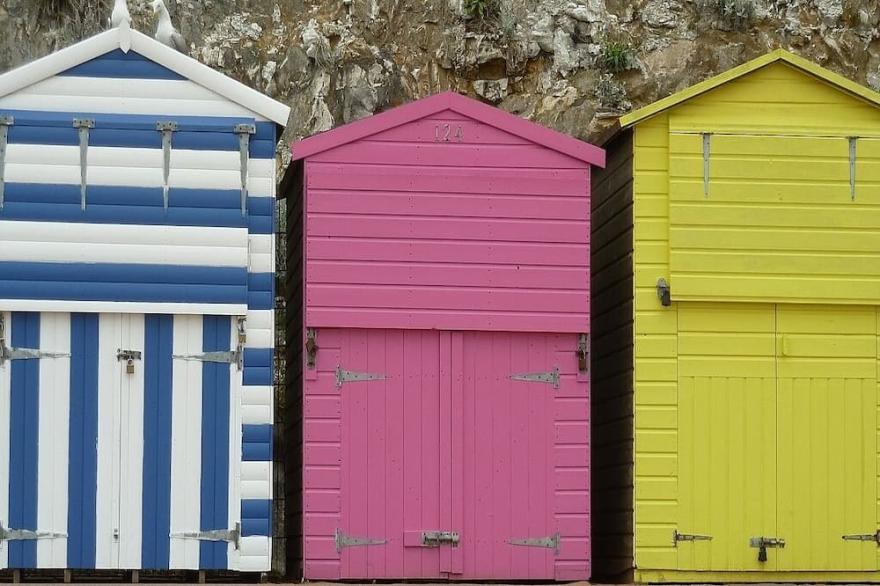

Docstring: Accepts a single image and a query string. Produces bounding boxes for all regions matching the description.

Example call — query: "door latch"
[843,530,880,545]
[305,328,318,369]
[577,334,588,372]
[117,349,142,374]
[750,536,785,562]
[421,531,460,547]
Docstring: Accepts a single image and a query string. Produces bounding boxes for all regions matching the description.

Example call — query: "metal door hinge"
[173,349,242,370]
[234,123,256,216]
[673,530,712,546]
[335,365,386,388]
[421,531,460,548]
[577,334,588,373]
[305,328,318,369]
[702,132,711,197]
[335,529,386,551]
[117,349,142,374]
[509,532,560,555]
[843,530,880,545]
[156,121,178,210]
[0,316,70,366]
[0,521,66,541]
[73,119,95,211]
[510,367,560,389]
[750,536,784,562]
[171,522,241,550]
[849,136,858,200]
[0,115,12,210]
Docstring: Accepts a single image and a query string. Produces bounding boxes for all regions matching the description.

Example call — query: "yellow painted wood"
[676,303,777,572]
[619,50,880,129]
[776,306,878,571]
[636,569,880,582]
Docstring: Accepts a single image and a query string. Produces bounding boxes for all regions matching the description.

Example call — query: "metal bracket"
[0,115,12,210]
[335,365,386,388]
[157,121,178,210]
[849,136,858,200]
[843,530,880,545]
[335,528,386,552]
[509,532,560,555]
[702,132,711,197]
[421,531,460,548]
[673,529,712,547]
[0,316,69,366]
[117,349,142,374]
[173,349,242,370]
[234,123,256,216]
[305,328,318,369]
[0,521,66,542]
[171,522,241,550]
[73,119,95,211]
[577,333,589,373]
[510,367,560,389]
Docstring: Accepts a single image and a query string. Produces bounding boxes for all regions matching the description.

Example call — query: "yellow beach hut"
[592,49,880,583]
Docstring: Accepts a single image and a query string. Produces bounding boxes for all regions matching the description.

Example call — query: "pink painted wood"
[296,91,602,333]
[302,328,590,581]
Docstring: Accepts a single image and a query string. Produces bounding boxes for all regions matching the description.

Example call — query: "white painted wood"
[227,318,242,570]
[0,28,289,125]
[239,462,271,501]
[95,313,122,569]
[241,386,272,426]
[36,312,70,568]
[0,300,245,316]
[117,314,144,570]
[244,310,272,349]
[0,311,10,570]
[0,95,264,119]
[169,315,202,570]
[238,536,270,572]
[248,235,274,274]
[0,222,249,268]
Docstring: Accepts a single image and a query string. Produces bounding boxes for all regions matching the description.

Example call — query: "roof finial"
[151,0,188,54]
[110,0,132,52]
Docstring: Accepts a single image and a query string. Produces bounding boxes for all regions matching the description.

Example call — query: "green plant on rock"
[697,0,756,31]
[464,0,498,20]
[601,38,632,73]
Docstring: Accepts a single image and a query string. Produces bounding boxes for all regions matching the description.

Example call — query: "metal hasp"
[334,529,386,552]
[0,115,13,210]
[421,531,460,548]
[117,349,143,374]
[509,532,560,555]
[510,366,560,389]
[73,118,95,211]
[171,522,241,550]
[577,333,589,373]
[0,521,66,542]
[335,365,386,388]
[234,123,256,216]
[849,136,858,200]
[157,121,179,210]
[673,529,712,547]
[702,132,711,197]
[305,328,318,368]
[749,536,785,562]
[843,530,880,545]
[0,315,70,366]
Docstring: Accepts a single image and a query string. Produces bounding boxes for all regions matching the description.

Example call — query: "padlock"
[126,359,135,374]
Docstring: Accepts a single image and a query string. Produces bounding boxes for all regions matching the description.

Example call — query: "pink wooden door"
[457,331,589,580]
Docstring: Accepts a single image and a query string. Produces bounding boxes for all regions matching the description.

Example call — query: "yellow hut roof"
[616,49,880,130]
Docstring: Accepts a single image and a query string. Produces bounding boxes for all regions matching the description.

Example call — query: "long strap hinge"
[335,529,386,551]
[157,121,178,210]
[234,123,256,216]
[510,367,560,389]
[335,365,386,388]
[73,118,95,211]
[171,522,241,550]
[0,521,66,541]
[0,115,13,210]
[509,531,560,555]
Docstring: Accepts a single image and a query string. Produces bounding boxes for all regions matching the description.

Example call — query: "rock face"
[5,0,880,158]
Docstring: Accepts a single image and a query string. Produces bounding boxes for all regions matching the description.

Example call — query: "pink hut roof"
[291,91,606,167]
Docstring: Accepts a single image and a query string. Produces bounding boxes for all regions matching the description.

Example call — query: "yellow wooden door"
[676,303,778,571]
[776,305,878,571]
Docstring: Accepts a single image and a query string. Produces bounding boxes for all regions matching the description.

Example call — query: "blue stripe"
[142,315,174,569]
[59,49,186,80]
[1,110,276,140]
[247,273,273,293]
[243,348,272,368]
[240,499,271,537]
[0,186,271,232]
[200,316,231,570]
[8,312,39,568]
[6,126,275,157]
[0,262,247,305]
[67,314,99,569]
[242,424,272,462]
[247,292,273,311]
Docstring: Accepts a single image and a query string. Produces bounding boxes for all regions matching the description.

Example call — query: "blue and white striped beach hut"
[0,26,288,573]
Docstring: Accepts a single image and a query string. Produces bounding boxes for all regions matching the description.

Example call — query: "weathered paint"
[592,50,880,582]
[301,328,588,580]
[287,92,600,581]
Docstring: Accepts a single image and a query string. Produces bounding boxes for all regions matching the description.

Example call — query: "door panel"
[776,305,878,571]
[337,329,443,579]
[676,303,777,571]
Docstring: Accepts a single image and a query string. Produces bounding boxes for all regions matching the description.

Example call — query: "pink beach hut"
[279,91,605,581]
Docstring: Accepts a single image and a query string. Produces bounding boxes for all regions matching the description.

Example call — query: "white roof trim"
[0,27,290,127]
